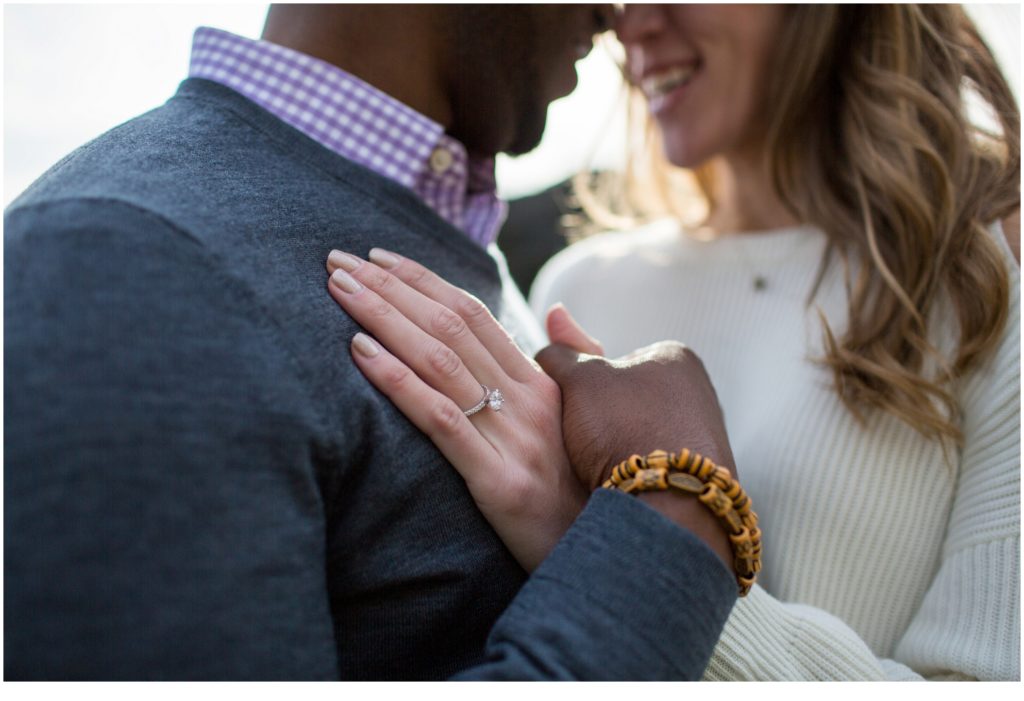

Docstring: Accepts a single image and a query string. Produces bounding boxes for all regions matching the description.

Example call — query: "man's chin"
[503,116,547,157]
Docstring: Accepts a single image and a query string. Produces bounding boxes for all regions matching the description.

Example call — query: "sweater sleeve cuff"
[703,585,889,680]
[468,488,737,680]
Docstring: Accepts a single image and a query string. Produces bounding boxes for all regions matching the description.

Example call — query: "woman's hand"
[325,248,588,572]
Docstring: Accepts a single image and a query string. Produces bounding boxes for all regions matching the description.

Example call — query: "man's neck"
[261,5,453,129]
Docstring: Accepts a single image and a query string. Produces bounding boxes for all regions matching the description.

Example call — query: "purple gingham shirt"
[189,27,506,247]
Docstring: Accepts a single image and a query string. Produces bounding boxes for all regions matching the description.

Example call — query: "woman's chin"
[661,145,707,170]
[656,130,710,169]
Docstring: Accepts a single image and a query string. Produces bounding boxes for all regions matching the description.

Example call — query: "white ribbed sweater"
[530,221,1020,680]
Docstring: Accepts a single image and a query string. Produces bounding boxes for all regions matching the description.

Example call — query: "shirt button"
[429,147,454,174]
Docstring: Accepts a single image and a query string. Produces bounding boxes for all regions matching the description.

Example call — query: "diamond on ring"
[463,384,505,417]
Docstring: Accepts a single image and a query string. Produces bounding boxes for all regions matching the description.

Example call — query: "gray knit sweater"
[4,78,735,680]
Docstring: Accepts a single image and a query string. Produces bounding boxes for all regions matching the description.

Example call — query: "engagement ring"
[463,385,505,416]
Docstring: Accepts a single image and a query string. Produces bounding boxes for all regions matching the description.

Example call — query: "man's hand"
[536,337,737,570]
[536,340,737,489]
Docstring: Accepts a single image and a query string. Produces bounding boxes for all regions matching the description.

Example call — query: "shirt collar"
[188,27,505,247]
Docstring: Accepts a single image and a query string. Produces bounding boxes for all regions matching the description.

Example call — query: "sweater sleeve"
[702,249,1021,682]
[4,199,340,679]
[458,489,738,680]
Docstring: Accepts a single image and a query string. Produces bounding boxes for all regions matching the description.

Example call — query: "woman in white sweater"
[324,4,1019,680]
[529,5,1019,680]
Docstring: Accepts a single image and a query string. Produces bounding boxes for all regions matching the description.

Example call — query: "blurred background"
[6,3,1018,209]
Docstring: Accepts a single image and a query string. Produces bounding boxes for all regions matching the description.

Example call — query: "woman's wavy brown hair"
[582,4,1020,445]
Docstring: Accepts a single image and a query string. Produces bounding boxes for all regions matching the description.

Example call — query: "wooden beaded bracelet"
[602,449,761,596]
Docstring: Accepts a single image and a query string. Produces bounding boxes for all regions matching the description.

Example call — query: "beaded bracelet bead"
[602,449,761,596]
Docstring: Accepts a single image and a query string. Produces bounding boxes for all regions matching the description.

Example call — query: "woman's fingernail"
[328,250,361,272]
[352,332,379,358]
[330,269,362,293]
[368,248,400,269]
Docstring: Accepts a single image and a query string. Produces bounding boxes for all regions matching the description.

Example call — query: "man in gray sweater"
[4,5,738,679]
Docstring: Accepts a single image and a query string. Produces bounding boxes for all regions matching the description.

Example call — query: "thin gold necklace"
[693,225,769,292]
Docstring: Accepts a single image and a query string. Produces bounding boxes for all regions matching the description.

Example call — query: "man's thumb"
[545,303,604,356]
[534,343,586,385]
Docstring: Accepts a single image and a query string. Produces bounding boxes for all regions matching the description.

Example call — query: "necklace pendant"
[753,276,767,292]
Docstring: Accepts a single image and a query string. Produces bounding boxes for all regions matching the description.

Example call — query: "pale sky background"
[3,3,1021,207]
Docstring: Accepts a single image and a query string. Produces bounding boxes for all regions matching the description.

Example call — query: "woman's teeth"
[642,64,697,97]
